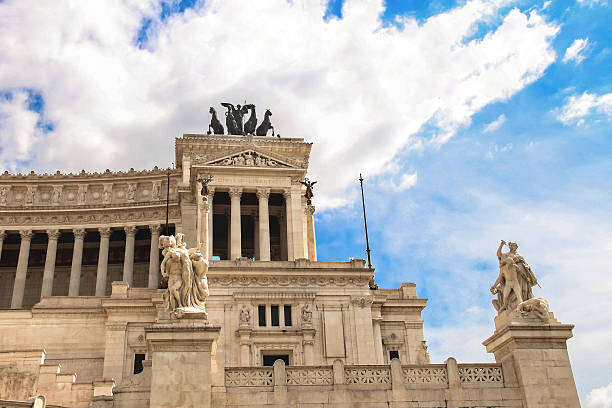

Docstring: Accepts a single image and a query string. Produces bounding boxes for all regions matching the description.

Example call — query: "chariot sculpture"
[208,102,277,137]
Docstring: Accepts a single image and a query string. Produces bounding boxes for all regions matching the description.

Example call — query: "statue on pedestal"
[159,233,209,318]
[300,178,317,205]
[490,240,551,322]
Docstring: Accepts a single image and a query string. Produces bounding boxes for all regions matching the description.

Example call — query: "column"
[279,214,287,261]
[68,228,85,296]
[11,229,32,309]
[148,224,161,289]
[256,188,271,261]
[96,227,111,296]
[373,318,384,364]
[283,190,294,261]
[290,189,306,259]
[41,229,60,298]
[228,188,242,259]
[225,212,231,260]
[305,205,317,261]
[123,226,137,286]
[253,215,259,260]
[0,230,5,265]
[208,188,215,259]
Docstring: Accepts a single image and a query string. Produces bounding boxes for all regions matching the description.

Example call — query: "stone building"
[0,133,580,407]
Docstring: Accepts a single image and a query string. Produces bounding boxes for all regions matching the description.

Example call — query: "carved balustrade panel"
[344,366,391,385]
[285,366,333,385]
[458,365,503,383]
[401,365,448,385]
[224,367,273,387]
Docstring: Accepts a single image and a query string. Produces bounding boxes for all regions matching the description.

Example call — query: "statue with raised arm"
[491,240,539,313]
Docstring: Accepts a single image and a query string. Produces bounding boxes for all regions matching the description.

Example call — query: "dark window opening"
[389,350,399,361]
[270,305,279,326]
[284,305,292,326]
[263,354,289,366]
[134,353,145,374]
[258,305,266,327]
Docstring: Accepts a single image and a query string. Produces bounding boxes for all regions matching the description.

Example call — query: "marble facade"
[0,134,580,408]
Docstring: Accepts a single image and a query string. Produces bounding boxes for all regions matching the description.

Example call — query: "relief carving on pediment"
[207,150,291,168]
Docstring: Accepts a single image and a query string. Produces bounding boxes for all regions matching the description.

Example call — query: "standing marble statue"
[490,240,539,313]
[159,233,209,317]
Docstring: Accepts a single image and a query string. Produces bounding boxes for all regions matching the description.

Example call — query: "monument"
[0,103,580,408]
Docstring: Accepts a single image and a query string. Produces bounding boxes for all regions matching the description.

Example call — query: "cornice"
[0,167,181,182]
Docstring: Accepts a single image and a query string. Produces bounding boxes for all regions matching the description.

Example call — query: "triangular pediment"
[204,149,294,168]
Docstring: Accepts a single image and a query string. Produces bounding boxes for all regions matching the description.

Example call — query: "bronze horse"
[256,109,274,136]
[208,107,224,135]
[243,104,257,135]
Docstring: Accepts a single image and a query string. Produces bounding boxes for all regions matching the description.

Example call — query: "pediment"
[203,149,295,168]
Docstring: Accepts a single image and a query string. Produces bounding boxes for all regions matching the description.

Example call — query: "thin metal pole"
[359,173,372,270]
[165,168,170,235]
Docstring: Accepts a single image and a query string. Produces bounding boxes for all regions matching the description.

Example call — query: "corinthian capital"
[228,187,243,199]
[73,228,86,240]
[19,229,33,240]
[124,225,137,237]
[46,229,61,240]
[98,227,112,238]
[256,188,270,201]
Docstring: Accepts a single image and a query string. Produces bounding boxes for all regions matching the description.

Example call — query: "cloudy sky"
[0,0,611,404]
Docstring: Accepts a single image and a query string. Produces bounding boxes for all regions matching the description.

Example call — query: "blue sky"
[0,0,611,404]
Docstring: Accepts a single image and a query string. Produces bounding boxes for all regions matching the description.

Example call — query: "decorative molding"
[305,205,315,216]
[0,206,180,228]
[210,275,370,288]
[233,292,316,300]
[0,166,177,180]
[351,296,374,308]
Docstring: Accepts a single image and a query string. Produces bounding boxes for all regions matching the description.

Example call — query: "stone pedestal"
[146,319,221,408]
[483,320,580,408]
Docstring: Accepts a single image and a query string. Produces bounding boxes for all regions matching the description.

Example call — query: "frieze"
[208,275,370,288]
[0,206,181,227]
[207,150,291,168]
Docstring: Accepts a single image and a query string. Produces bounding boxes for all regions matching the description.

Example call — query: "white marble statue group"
[159,233,209,316]
[491,240,551,322]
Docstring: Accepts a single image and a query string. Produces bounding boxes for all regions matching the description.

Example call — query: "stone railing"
[286,366,333,385]
[458,363,503,385]
[224,366,273,387]
[402,364,448,385]
[224,359,504,390]
[344,365,391,384]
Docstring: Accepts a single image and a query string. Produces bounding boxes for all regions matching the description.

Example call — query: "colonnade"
[0,224,162,309]
[205,187,309,262]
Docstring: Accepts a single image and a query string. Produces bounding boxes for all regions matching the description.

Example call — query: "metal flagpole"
[359,174,377,289]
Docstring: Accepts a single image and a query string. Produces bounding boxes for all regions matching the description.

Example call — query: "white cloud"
[586,382,612,408]
[483,113,506,132]
[541,0,552,10]
[0,91,45,172]
[0,0,559,208]
[563,38,590,64]
[557,92,612,126]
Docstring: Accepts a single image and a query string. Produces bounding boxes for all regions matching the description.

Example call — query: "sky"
[0,0,611,404]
